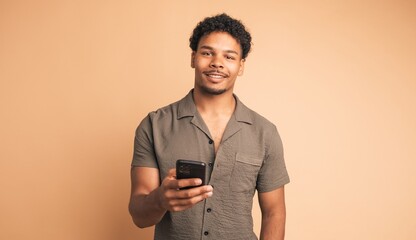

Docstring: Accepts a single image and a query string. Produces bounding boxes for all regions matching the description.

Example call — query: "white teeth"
[207,74,223,78]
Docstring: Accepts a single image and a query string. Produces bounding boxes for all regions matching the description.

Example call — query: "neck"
[192,88,236,116]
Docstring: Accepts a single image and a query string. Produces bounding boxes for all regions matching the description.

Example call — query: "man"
[129,13,290,240]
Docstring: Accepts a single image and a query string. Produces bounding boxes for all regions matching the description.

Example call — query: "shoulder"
[250,108,277,130]
[236,96,278,131]
[147,100,180,121]
[137,92,194,133]
[146,92,193,122]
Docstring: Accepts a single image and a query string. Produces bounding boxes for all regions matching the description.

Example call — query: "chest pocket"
[229,153,262,193]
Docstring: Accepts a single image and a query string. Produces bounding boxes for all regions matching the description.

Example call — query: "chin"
[201,86,227,95]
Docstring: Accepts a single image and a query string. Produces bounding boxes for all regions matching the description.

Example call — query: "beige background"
[1,0,415,239]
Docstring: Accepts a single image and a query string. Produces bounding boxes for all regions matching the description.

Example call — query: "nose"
[210,55,224,69]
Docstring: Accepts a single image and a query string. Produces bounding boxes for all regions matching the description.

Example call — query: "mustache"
[203,70,229,77]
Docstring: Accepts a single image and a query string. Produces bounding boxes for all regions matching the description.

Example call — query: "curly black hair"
[189,13,252,59]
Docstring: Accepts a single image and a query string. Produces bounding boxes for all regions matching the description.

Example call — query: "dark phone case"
[176,160,206,189]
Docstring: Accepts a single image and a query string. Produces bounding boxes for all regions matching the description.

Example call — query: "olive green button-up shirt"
[132,90,290,240]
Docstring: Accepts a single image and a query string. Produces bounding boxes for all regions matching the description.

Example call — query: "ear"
[191,51,196,68]
[238,59,245,76]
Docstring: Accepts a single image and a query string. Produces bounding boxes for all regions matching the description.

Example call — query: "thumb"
[167,168,177,179]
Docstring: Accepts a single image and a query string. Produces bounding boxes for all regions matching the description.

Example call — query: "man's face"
[191,31,245,96]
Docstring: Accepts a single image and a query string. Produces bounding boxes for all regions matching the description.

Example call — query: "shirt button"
[208,139,213,144]
[204,231,209,236]
[207,208,212,213]
[208,162,213,167]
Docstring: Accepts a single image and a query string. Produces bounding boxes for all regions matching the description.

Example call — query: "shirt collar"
[177,89,254,125]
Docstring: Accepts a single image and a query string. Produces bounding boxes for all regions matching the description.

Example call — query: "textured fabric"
[132,90,290,240]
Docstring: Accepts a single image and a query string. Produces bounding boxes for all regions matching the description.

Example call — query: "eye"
[201,51,212,56]
[225,55,236,60]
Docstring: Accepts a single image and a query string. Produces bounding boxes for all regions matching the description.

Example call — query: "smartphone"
[176,160,206,189]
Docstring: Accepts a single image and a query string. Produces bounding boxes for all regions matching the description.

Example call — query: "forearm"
[129,167,213,228]
[260,211,286,240]
[129,187,166,228]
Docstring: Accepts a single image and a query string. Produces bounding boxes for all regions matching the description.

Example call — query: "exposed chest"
[202,116,230,154]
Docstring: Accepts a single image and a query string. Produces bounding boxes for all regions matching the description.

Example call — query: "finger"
[163,185,212,202]
[165,177,201,190]
[161,169,180,190]
[168,192,213,211]
[176,178,203,189]
[174,185,213,199]
[167,168,176,178]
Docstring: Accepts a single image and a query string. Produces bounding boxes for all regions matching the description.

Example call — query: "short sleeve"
[131,114,158,168]
[256,126,290,192]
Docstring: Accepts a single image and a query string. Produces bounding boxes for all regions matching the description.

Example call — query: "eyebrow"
[199,45,240,56]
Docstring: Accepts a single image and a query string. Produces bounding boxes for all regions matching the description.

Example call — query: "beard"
[199,85,227,95]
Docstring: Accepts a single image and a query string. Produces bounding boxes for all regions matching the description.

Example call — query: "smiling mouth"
[204,71,228,79]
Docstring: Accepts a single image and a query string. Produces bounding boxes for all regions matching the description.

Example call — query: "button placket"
[202,137,215,238]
